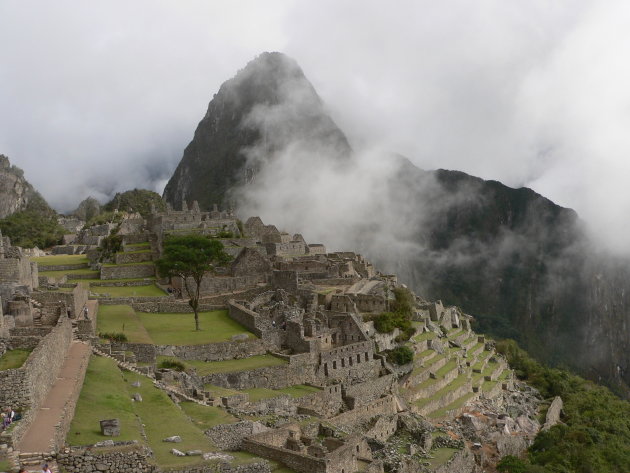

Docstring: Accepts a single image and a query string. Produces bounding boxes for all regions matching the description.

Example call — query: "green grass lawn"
[138,310,254,345]
[40,268,99,278]
[161,354,287,376]
[427,447,459,468]
[103,261,155,267]
[179,401,237,429]
[125,242,150,249]
[0,459,11,471]
[67,356,141,445]
[31,254,88,266]
[68,356,219,468]
[429,392,477,419]
[243,385,321,402]
[90,284,166,297]
[81,277,156,284]
[0,349,32,370]
[97,305,153,344]
[413,330,436,342]
[122,371,215,467]
[202,384,241,397]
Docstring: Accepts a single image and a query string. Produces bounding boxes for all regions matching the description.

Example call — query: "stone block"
[99,418,120,436]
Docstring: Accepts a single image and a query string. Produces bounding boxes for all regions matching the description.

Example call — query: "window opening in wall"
[365,352,369,361]
[357,354,361,363]
[324,362,328,376]
[333,360,337,369]
[341,358,345,368]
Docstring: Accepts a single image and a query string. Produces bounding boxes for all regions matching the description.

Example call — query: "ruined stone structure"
[0,209,540,473]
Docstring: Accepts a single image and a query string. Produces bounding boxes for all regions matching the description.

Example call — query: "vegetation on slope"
[0,208,65,248]
[371,287,416,341]
[104,188,166,217]
[496,339,630,473]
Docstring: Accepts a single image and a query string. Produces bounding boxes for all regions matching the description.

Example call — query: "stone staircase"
[16,452,58,473]
[90,345,208,407]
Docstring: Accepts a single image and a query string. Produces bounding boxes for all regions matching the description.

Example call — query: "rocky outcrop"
[0,155,51,218]
[162,52,351,211]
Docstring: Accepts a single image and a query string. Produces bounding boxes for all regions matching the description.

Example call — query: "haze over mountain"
[164,52,630,394]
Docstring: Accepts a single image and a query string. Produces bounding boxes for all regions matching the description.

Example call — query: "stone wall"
[114,250,154,264]
[329,395,398,429]
[156,338,268,362]
[172,274,267,298]
[101,263,155,279]
[0,256,35,288]
[228,301,266,338]
[205,421,269,450]
[201,363,311,390]
[243,434,326,473]
[297,384,343,418]
[0,316,73,448]
[343,375,395,409]
[57,444,156,473]
[131,301,225,313]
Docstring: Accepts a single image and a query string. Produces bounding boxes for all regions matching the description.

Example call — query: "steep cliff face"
[163,52,351,210]
[163,53,630,392]
[0,154,52,218]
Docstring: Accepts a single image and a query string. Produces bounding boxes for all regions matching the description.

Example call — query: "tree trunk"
[194,309,200,331]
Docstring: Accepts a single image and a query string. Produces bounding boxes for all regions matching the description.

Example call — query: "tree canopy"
[155,235,232,330]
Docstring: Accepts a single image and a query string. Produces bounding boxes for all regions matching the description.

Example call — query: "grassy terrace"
[31,254,88,266]
[472,351,493,371]
[90,284,166,297]
[81,277,157,284]
[97,305,153,343]
[410,354,445,378]
[103,261,155,267]
[427,447,459,468]
[243,385,321,401]
[125,242,150,248]
[412,330,436,342]
[69,356,223,468]
[138,310,254,344]
[39,268,99,278]
[203,384,241,397]
[161,354,288,376]
[429,392,477,419]
[0,349,32,370]
[413,368,470,410]
[179,401,237,429]
[97,306,255,345]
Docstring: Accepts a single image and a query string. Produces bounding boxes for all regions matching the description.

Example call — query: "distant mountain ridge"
[162,52,630,393]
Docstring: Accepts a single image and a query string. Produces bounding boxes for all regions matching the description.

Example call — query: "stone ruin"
[0,204,544,473]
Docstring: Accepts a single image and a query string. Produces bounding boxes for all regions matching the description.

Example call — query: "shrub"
[159,359,185,371]
[99,332,128,343]
[387,346,414,365]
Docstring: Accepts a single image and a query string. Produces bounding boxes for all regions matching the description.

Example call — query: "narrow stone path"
[16,340,91,455]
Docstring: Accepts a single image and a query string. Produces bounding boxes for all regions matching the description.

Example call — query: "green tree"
[155,235,232,331]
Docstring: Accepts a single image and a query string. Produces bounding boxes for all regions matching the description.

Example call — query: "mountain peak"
[163,52,350,210]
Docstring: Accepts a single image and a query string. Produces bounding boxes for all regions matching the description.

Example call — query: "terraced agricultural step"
[407,361,461,401]
[427,391,479,419]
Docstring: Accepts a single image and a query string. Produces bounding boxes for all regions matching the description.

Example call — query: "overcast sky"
[1,1,630,251]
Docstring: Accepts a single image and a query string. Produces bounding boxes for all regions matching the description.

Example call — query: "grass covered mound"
[496,340,630,473]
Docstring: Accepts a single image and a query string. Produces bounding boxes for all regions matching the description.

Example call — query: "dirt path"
[17,340,91,454]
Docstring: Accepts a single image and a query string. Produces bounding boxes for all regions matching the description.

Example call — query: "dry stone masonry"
[0,206,543,473]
